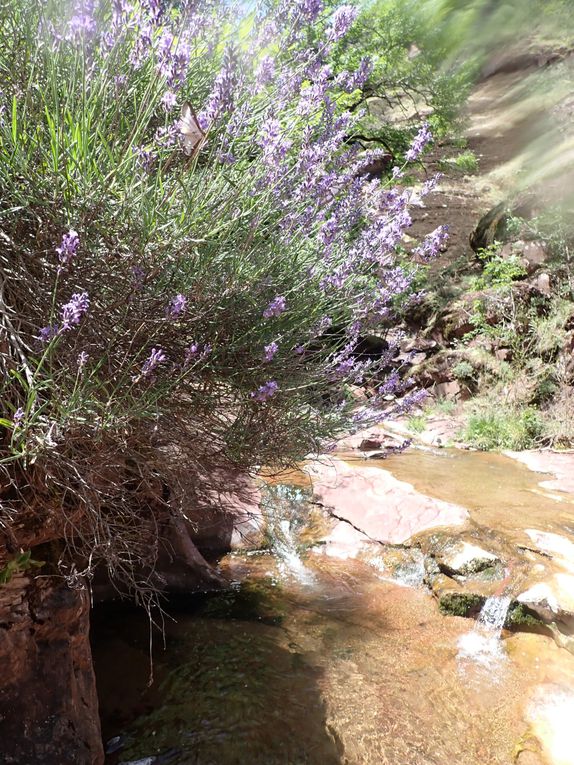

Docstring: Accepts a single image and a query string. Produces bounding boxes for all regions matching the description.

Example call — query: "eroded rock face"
[0,576,104,765]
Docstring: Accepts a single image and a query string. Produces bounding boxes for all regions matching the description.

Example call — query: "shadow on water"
[91,579,345,765]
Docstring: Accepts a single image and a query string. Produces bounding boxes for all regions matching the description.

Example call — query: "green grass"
[464,407,543,450]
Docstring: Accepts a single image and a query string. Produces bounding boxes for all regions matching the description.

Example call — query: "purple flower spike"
[78,351,89,369]
[13,407,24,428]
[37,325,59,344]
[414,225,449,261]
[405,122,432,162]
[255,55,276,90]
[161,90,177,111]
[141,348,167,378]
[328,5,358,41]
[167,293,187,318]
[184,342,211,365]
[263,341,278,362]
[56,229,80,268]
[251,380,279,402]
[60,292,89,331]
[263,296,286,319]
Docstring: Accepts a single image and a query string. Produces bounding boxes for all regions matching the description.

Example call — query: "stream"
[92,449,574,765]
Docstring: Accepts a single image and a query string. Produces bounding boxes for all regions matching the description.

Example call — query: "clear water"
[457,596,512,671]
[92,452,574,765]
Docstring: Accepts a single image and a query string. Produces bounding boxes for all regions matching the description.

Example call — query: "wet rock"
[437,589,484,618]
[360,545,426,587]
[438,541,500,576]
[505,452,574,495]
[527,684,574,765]
[518,578,574,625]
[358,438,383,451]
[517,583,562,622]
[305,457,468,547]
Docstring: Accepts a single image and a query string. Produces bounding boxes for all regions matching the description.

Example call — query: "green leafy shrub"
[0,0,438,597]
[326,0,475,158]
[464,406,543,450]
[472,244,527,289]
[452,360,475,381]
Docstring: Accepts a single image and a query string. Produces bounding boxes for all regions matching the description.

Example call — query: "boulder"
[517,577,574,625]
[438,541,500,576]
[532,272,551,296]
[500,240,549,275]
[433,380,461,401]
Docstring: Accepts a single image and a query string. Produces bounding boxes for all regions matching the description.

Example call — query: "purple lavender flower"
[251,380,279,402]
[56,229,80,268]
[414,225,449,261]
[328,5,358,42]
[263,341,278,361]
[141,347,167,378]
[13,407,24,428]
[161,90,177,111]
[132,265,146,290]
[167,293,187,318]
[142,0,162,23]
[60,292,89,331]
[263,296,286,319]
[335,59,373,92]
[255,55,275,90]
[156,30,190,88]
[78,351,89,369]
[184,342,212,365]
[154,123,179,148]
[197,44,239,129]
[405,122,432,162]
[37,325,58,344]
[133,145,155,172]
[257,118,292,164]
[68,1,96,39]
[314,316,332,335]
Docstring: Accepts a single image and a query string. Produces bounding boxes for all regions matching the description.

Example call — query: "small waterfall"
[264,484,316,585]
[477,595,512,634]
[272,518,316,585]
[457,595,512,670]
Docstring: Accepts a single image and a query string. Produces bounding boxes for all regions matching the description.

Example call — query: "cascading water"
[457,595,512,670]
[264,484,316,585]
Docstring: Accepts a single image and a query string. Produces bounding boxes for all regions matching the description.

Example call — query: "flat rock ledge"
[304,457,468,554]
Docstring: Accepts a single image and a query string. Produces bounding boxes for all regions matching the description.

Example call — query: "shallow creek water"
[92,450,574,765]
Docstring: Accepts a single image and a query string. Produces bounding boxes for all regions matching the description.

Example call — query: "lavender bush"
[0,0,441,596]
